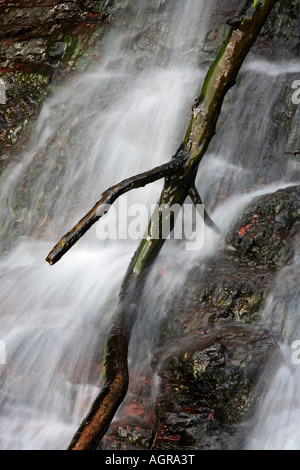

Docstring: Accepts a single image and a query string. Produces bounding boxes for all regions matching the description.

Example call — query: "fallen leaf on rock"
[238,224,252,237]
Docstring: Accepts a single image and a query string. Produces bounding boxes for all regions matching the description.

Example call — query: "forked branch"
[45,0,279,451]
[46,156,185,265]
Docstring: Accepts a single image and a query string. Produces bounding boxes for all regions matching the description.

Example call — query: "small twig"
[189,186,221,235]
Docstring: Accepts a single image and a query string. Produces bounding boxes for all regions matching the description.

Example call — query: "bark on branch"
[48,0,279,451]
[68,298,138,450]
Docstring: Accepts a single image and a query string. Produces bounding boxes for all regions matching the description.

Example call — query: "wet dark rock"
[0,0,179,167]
[1,0,298,170]
[261,0,300,59]
[159,252,276,335]
[103,186,299,450]
[0,0,111,168]
[143,187,299,450]
[201,0,300,62]
[227,186,300,268]
[151,324,277,450]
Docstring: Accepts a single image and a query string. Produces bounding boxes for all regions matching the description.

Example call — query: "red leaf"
[238,224,252,237]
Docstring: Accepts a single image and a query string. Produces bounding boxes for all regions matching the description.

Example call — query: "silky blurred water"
[245,258,300,450]
[0,0,216,450]
[0,0,299,450]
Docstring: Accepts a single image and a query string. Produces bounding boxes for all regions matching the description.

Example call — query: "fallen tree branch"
[47,0,279,450]
[46,156,185,265]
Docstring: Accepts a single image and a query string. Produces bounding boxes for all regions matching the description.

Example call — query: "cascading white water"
[0,0,299,450]
[245,258,300,450]
[0,0,217,450]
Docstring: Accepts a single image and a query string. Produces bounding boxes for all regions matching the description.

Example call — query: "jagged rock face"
[227,186,300,268]
[145,186,299,450]
[151,325,278,450]
[1,0,299,168]
[103,186,299,450]
[0,0,169,167]
[0,0,111,165]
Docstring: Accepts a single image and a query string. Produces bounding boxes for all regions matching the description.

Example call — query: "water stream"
[0,0,299,450]
[245,258,300,450]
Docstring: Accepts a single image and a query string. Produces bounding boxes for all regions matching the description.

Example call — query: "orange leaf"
[238,224,252,237]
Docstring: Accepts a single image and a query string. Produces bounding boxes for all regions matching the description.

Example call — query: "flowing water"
[246,258,300,450]
[0,0,299,450]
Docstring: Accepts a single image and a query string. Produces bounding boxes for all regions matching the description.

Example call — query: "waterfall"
[0,0,216,450]
[0,0,299,450]
[245,259,300,450]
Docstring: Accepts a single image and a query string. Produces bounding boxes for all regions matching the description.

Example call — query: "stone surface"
[151,325,277,450]
[227,186,300,268]
[1,0,299,170]
[0,0,111,167]
[103,186,299,450]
